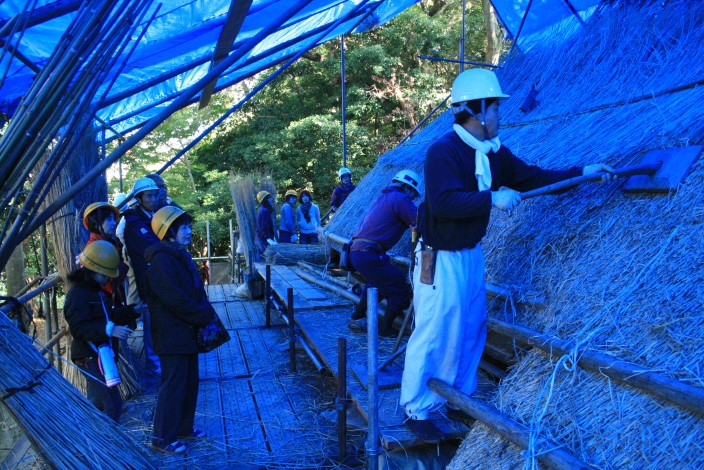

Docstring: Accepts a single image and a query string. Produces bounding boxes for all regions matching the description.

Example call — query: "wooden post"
[206,219,211,285]
[428,379,591,470]
[337,337,347,461]
[366,288,379,470]
[229,219,235,283]
[287,287,296,372]
[488,318,704,417]
[265,265,272,328]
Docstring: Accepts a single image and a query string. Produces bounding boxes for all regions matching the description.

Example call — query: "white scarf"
[453,124,501,191]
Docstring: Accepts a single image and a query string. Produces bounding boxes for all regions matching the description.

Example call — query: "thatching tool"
[519,146,701,199]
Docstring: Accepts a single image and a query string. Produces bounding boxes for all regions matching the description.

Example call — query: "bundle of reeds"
[0,312,154,468]
[229,173,278,269]
[263,243,328,266]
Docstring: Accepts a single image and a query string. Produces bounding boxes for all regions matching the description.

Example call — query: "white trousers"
[400,245,487,420]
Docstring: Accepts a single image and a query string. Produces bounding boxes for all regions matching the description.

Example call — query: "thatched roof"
[330,1,704,467]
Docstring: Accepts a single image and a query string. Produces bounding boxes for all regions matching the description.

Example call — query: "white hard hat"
[132,177,159,196]
[392,169,421,194]
[338,167,352,179]
[451,68,510,105]
[112,192,128,207]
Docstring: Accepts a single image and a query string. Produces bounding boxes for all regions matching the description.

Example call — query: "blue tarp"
[0,0,599,139]
[0,0,418,139]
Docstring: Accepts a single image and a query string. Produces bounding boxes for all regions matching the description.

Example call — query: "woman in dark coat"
[64,240,134,422]
[145,206,215,454]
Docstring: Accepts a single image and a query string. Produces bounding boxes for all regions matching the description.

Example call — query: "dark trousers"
[77,356,123,422]
[299,232,319,244]
[152,353,200,446]
[279,230,293,243]
[350,250,412,318]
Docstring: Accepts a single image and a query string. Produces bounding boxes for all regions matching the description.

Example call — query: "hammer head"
[622,146,701,193]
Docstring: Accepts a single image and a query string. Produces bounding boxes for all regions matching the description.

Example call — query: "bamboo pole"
[0,274,61,315]
[428,379,592,470]
[366,288,379,470]
[488,319,704,417]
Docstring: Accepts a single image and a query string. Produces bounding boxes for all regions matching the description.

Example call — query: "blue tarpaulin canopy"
[0,0,600,139]
[0,0,418,139]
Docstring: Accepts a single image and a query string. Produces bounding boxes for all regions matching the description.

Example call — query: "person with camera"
[65,241,134,422]
[145,206,216,454]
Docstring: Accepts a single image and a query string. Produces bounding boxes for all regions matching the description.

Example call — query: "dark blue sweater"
[421,131,581,251]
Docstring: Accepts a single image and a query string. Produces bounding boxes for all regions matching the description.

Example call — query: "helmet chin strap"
[452,99,489,140]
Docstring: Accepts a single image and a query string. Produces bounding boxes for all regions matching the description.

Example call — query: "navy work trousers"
[350,250,412,318]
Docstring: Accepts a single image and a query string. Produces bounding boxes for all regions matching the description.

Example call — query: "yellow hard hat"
[257,190,271,204]
[82,202,119,230]
[151,206,186,240]
[285,189,298,199]
[79,240,119,278]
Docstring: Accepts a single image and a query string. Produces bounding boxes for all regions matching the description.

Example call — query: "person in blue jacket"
[146,206,215,454]
[399,68,615,442]
[279,189,298,243]
[255,190,277,257]
[296,189,321,244]
[347,170,421,337]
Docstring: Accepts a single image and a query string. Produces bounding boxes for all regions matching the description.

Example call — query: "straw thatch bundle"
[0,312,154,468]
[329,1,704,467]
[263,243,328,266]
[229,173,278,268]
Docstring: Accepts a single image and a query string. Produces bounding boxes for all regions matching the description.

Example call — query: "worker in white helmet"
[330,167,356,212]
[400,68,615,442]
[121,177,163,375]
[347,169,421,337]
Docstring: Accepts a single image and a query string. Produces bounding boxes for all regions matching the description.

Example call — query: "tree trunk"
[6,242,25,296]
[483,0,502,65]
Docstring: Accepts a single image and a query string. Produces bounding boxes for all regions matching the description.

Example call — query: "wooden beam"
[199,0,253,109]
[488,318,704,417]
[428,379,592,470]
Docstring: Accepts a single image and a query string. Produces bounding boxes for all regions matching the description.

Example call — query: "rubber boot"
[378,309,398,338]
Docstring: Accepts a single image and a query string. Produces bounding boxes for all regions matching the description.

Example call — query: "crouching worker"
[146,206,215,454]
[348,170,421,337]
[65,240,134,422]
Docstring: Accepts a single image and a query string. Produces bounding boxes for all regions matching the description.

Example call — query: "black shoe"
[446,408,474,427]
[347,319,396,338]
[405,419,443,444]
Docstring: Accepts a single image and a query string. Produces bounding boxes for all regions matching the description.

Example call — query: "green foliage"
[109,1,495,256]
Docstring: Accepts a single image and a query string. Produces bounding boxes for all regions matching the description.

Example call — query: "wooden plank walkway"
[121,284,339,468]
[255,263,496,451]
[254,263,352,311]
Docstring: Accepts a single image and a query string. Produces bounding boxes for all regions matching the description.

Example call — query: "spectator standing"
[146,206,214,454]
[122,177,162,375]
[255,190,277,257]
[296,189,321,244]
[279,189,298,243]
[64,241,134,422]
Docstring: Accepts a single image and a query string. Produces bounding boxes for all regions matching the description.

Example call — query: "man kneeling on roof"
[347,169,420,338]
[399,68,615,443]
